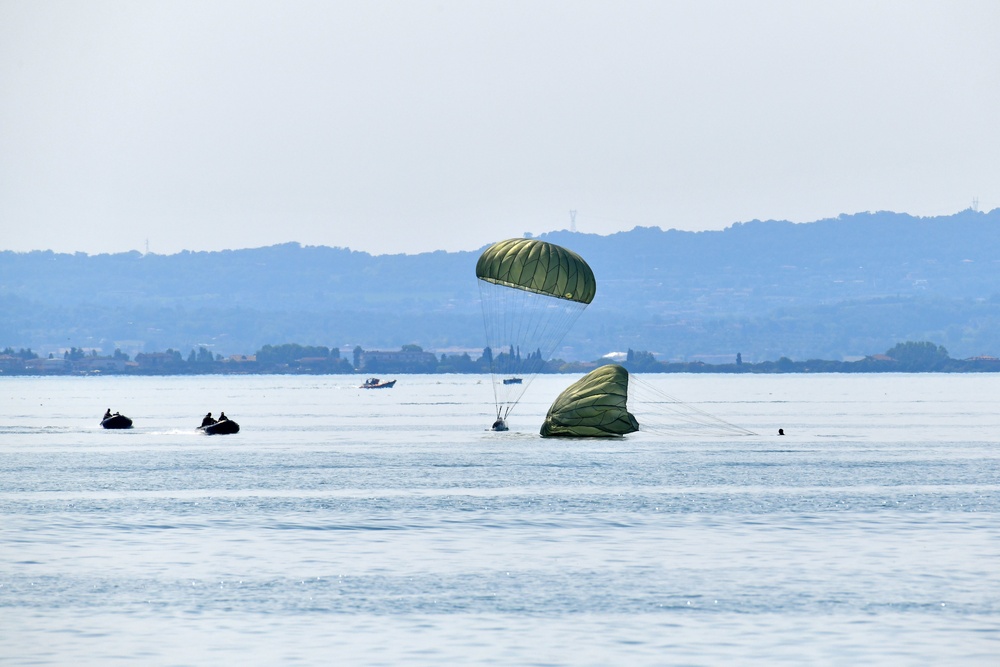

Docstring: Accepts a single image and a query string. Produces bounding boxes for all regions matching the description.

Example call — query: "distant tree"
[437,352,478,373]
[736,352,742,365]
[2,347,38,360]
[353,346,363,369]
[112,348,129,361]
[510,348,546,373]
[884,341,950,371]
[401,344,423,352]
[492,348,515,371]
[623,349,659,372]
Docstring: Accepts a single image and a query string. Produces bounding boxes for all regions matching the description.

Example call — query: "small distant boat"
[199,418,240,435]
[101,413,133,429]
[361,378,396,389]
[502,377,523,385]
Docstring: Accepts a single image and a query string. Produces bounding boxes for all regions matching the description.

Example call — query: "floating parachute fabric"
[477,238,597,426]
[540,364,639,437]
[476,238,596,304]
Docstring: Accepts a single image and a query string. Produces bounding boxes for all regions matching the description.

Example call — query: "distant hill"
[3,208,1000,362]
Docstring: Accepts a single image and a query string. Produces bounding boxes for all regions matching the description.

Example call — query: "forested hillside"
[3,208,1000,362]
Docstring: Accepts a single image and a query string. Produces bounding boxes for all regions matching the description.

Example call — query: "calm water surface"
[2,373,999,665]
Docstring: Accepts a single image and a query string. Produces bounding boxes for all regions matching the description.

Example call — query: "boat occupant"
[103,409,112,420]
[218,412,229,421]
[201,412,215,427]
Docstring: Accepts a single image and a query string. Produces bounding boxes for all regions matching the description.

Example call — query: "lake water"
[2,373,999,665]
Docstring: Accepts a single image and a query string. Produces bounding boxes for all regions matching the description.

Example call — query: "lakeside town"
[3,341,1000,376]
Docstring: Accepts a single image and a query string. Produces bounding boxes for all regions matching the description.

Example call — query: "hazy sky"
[2,1,998,256]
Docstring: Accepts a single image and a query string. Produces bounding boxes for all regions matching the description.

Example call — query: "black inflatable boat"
[199,419,240,435]
[101,414,133,429]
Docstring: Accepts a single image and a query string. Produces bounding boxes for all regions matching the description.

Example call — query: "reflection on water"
[2,374,1000,664]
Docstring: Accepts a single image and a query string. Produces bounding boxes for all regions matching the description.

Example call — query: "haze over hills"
[3,208,1000,362]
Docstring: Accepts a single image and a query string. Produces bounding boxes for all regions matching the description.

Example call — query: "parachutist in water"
[778,428,785,436]
[491,418,508,432]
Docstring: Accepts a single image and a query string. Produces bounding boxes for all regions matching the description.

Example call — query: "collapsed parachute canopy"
[476,238,596,305]
[540,364,639,437]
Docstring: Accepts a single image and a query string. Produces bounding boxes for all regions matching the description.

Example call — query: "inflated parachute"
[477,238,596,428]
[540,364,639,437]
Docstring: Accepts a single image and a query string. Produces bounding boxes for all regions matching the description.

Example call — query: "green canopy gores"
[540,364,639,437]
[475,238,596,304]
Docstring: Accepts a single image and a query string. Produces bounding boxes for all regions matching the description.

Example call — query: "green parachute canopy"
[476,237,598,426]
[540,364,639,437]
[476,238,596,305]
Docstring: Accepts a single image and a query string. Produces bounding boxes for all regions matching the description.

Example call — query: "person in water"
[778,428,785,436]
[201,412,215,427]
[218,412,228,421]
[491,418,508,431]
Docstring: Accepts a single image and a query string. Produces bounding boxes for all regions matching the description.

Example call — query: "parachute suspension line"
[478,279,588,421]
[628,374,756,437]
[497,296,585,417]
[479,279,503,413]
[483,281,537,411]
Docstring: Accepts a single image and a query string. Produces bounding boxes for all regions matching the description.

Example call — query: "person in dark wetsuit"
[201,412,215,427]
[218,412,228,421]
[103,409,112,421]
[778,428,785,436]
